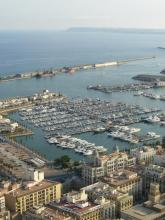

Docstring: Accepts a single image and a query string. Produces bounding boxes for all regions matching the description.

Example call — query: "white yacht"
[134,91,144,96]
[83,149,93,156]
[145,115,160,123]
[129,127,141,133]
[147,132,160,139]
[47,137,59,144]
[160,121,165,126]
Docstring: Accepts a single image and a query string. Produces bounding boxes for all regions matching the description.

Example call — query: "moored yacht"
[144,115,160,123]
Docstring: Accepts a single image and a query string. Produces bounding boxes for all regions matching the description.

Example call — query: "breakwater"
[133,74,165,82]
[87,82,157,94]
[0,56,155,84]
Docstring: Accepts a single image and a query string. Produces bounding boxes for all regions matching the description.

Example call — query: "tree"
[74,161,80,166]
[162,136,165,148]
[54,155,71,168]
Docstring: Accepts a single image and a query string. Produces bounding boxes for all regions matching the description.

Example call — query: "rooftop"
[99,152,130,161]
[103,169,139,186]
[122,203,165,220]
[81,182,129,201]
[7,180,60,197]
[52,201,100,216]
[25,207,71,220]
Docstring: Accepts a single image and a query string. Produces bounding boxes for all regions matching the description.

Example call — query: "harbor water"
[0,30,165,160]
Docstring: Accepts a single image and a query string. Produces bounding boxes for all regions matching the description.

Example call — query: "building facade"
[82,151,136,185]
[52,188,116,220]
[5,180,61,215]
[81,181,133,218]
[143,165,165,197]
[22,206,71,220]
[0,196,10,220]
[130,146,156,164]
[121,183,165,220]
[103,169,142,202]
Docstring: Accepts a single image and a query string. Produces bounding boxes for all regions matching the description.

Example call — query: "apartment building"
[82,150,136,185]
[130,146,156,164]
[81,181,133,218]
[51,189,116,220]
[22,206,71,220]
[143,164,165,197]
[5,180,61,216]
[103,169,142,202]
[121,183,165,220]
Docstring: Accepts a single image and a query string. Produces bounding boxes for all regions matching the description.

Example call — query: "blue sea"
[0,29,165,160]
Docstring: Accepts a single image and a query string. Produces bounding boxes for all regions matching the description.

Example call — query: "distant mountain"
[158,47,165,49]
[67,27,165,34]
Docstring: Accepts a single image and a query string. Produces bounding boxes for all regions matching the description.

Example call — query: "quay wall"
[6,137,48,163]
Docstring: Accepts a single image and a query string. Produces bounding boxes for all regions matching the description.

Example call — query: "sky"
[0,0,165,30]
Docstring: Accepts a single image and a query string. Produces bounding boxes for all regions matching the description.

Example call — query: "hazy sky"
[0,0,165,30]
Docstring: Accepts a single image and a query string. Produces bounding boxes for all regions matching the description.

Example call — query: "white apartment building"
[130,146,156,164]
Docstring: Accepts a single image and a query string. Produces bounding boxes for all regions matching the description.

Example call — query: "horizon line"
[0,26,165,32]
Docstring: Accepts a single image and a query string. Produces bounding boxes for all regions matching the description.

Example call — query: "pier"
[107,125,161,144]
[0,56,156,84]
[134,91,165,101]
[87,82,156,94]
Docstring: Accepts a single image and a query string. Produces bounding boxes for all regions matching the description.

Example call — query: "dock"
[18,96,160,139]
[87,82,156,94]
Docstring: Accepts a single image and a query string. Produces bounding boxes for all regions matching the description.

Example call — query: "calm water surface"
[0,30,165,160]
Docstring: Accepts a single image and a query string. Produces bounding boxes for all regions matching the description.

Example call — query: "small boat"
[147,132,160,139]
[47,137,59,144]
[160,121,165,126]
[93,127,106,133]
[83,150,93,156]
[129,127,141,133]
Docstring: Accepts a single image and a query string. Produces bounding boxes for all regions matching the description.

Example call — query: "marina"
[4,93,160,159]
[0,89,66,114]
[18,96,160,139]
[47,135,107,156]
[143,113,165,124]
[1,4,165,220]
[0,30,165,160]
[134,91,165,101]
[107,125,161,144]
